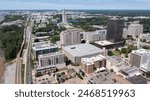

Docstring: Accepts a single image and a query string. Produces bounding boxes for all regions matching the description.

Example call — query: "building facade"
[60,29,81,46]
[81,55,106,74]
[83,30,107,43]
[130,49,150,72]
[106,18,124,43]
[38,52,65,71]
[32,42,58,59]
[127,24,143,38]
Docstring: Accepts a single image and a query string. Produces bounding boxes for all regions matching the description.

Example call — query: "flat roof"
[32,42,58,51]
[95,40,114,46]
[63,44,104,57]
[38,51,64,58]
[132,49,150,56]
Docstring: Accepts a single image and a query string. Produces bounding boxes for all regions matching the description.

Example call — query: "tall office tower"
[62,9,67,23]
[106,18,124,43]
[60,29,81,46]
[130,49,150,72]
[127,24,143,38]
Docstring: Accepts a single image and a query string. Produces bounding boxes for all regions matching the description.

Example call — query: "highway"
[25,20,33,84]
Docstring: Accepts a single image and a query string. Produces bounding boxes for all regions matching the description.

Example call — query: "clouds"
[0,0,150,10]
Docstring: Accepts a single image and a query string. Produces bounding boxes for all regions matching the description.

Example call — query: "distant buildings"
[127,24,143,38]
[83,30,107,43]
[106,18,124,43]
[0,49,5,83]
[62,9,67,24]
[32,41,58,59]
[81,55,106,74]
[60,29,81,46]
[37,52,65,71]
[130,49,150,72]
[62,44,105,65]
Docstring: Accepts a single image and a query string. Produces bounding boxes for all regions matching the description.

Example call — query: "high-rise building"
[60,29,81,46]
[106,18,124,43]
[83,30,107,43]
[130,49,150,72]
[62,9,67,23]
[127,24,143,38]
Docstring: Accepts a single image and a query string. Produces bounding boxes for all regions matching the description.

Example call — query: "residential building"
[128,24,143,38]
[81,55,106,74]
[83,30,107,43]
[130,49,150,72]
[62,44,105,65]
[60,29,81,46]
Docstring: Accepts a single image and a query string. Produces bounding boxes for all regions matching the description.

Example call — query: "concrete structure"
[106,18,124,43]
[123,28,128,38]
[141,33,150,42]
[92,40,125,49]
[130,49,150,72]
[0,49,5,83]
[128,24,143,38]
[63,44,105,65]
[37,52,65,71]
[32,42,58,59]
[62,9,67,23]
[83,30,107,43]
[81,55,106,74]
[60,29,81,46]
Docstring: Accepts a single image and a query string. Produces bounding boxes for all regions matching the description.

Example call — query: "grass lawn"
[113,50,121,56]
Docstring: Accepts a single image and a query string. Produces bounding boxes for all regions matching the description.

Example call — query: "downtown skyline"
[0,0,150,10]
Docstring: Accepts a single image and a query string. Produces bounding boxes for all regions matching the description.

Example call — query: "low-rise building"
[81,55,106,74]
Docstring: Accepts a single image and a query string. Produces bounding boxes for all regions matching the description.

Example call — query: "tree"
[50,35,60,43]
[121,48,127,54]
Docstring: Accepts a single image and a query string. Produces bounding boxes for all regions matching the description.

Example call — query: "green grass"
[112,51,121,56]
[21,64,25,84]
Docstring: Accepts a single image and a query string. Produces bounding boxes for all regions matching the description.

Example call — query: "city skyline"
[0,0,150,10]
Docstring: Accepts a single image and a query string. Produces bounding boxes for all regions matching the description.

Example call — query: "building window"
[48,59,51,65]
[56,58,58,64]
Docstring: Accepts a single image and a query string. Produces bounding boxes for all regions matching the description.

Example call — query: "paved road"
[25,21,33,84]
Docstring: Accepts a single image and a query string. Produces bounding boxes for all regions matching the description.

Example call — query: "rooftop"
[131,49,150,56]
[63,44,104,57]
[32,42,58,51]
[38,51,64,58]
[95,40,114,46]
[82,55,106,65]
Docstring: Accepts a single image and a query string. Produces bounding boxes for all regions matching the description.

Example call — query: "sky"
[0,0,150,10]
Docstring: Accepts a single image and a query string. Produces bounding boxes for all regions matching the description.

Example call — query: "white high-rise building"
[60,29,81,46]
[62,9,67,23]
[83,30,107,43]
[130,49,150,72]
[128,24,143,38]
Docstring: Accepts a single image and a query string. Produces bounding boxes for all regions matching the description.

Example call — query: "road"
[25,20,33,84]
[126,40,150,47]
